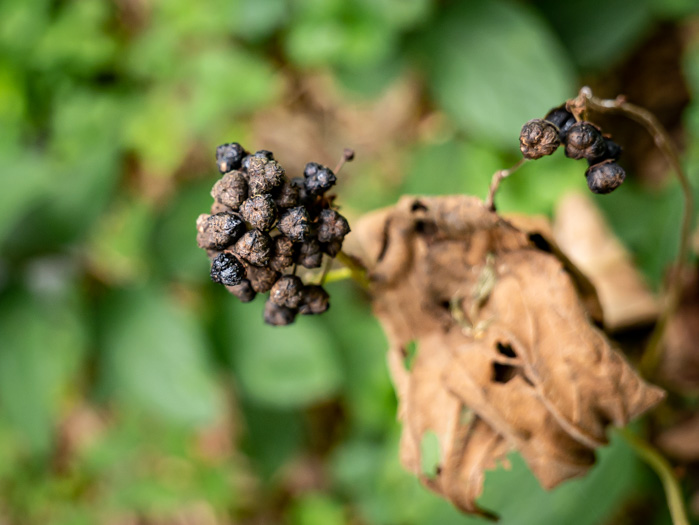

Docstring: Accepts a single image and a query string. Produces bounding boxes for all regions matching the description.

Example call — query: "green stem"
[335,251,370,289]
[617,427,690,525]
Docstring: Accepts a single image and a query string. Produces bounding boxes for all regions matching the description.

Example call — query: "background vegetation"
[1,0,699,523]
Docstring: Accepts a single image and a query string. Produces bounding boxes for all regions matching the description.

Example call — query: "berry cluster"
[519,105,625,194]
[197,143,352,325]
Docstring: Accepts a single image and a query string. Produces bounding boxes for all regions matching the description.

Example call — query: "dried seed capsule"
[226,279,256,303]
[543,106,576,140]
[519,119,560,160]
[304,162,337,196]
[211,171,248,210]
[248,157,284,195]
[196,212,246,250]
[269,275,304,308]
[321,239,343,257]
[278,206,311,242]
[296,238,323,268]
[317,209,350,243]
[585,160,626,194]
[246,264,280,293]
[264,299,296,326]
[240,194,277,231]
[564,122,607,160]
[216,143,246,173]
[298,285,330,315]
[587,138,622,166]
[210,253,245,286]
[269,235,296,272]
[234,229,272,266]
[273,178,300,208]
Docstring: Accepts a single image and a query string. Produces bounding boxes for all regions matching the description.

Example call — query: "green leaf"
[99,286,222,426]
[419,0,574,147]
[287,492,346,525]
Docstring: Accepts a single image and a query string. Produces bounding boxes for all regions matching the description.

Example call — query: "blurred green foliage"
[1,0,698,523]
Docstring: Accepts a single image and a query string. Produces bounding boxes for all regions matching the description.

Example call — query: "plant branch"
[617,427,690,525]
[575,87,694,376]
[485,159,527,211]
[335,251,370,289]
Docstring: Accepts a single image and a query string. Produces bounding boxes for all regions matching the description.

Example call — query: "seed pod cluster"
[197,143,349,325]
[519,105,625,194]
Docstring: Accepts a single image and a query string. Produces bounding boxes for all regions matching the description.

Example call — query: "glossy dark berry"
[247,157,284,195]
[519,119,560,159]
[254,150,274,160]
[226,279,256,303]
[216,143,246,173]
[304,162,337,196]
[564,122,607,161]
[278,207,311,242]
[543,106,576,140]
[587,138,622,166]
[273,178,300,208]
[234,229,272,266]
[317,209,350,243]
[210,253,245,286]
[240,194,277,231]
[264,300,296,326]
[585,160,626,194]
[211,171,248,210]
[196,212,246,250]
[246,264,280,293]
[269,235,296,272]
[269,275,304,308]
[298,285,329,315]
[296,239,323,268]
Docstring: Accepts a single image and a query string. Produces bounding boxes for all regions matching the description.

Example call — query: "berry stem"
[334,148,356,175]
[616,427,690,525]
[576,87,695,377]
[485,159,527,211]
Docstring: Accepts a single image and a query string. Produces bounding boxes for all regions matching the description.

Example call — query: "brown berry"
[269,275,304,308]
[196,212,246,250]
[226,279,256,303]
[278,207,311,242]
[296,239,323,268]
[317,209,350,243]
[519,119,560,160]
[298,285,329,315]
[246,264,280,293]
[234,229,272,266]
[564,121,607,161]
[240,194,277,231]
[585,160,626,194]
[211,171,248,210]
[263,300,296,326]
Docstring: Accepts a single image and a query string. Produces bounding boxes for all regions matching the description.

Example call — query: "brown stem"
[334,148,355,175]
[575,87,694,376]
[485,159,527,211]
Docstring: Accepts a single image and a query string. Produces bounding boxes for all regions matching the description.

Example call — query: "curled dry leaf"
[354,195,664,517]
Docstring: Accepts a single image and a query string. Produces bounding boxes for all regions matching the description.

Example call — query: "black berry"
[234,229,272,266]
[298,285,329,315]
[304,162,337,196]
[519,119,560,160]
[226,279,256,303]
[210,253,246,286]
[543,106,576,140]
[273,178,300,208]
[321,240,343,257]
[196,212,246,250]
[240,194,277,231]
[211,171,248,210]
[317,209,350,243]
[254,150,274,160]
[269,275,304,308]
[296,239,323,268]
[269,235,296,272]
[246,264,280,293]
[216,143,246,173]
[278,207,311,242]
[264,300,296,326]
[585,160,626,194]
[248,157,284,195]
[587,137,622,166]
[564,122,607,161]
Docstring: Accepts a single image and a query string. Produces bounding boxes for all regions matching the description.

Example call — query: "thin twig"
[333,148,355,175]
[485,159,527,211]
[617,427,690,525]
[576,87,694,376]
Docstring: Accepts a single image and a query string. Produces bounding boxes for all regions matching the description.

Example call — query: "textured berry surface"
[269,236,295,272]
[564,122,607,160]
[304,162,337,196]
[241,194,277,231]
[234,229,272,266]
[264,300,296,326]
[296,239,323,268]
[278,206,311,241]
[273,179,300,208]
[519,119,560,160]
[216,143,246,173]
[269,275,304,308]
[196,212,246,250]
[298,285,330,315]
[210,253,245,286]
[317,209,350,243]
[211,171,248,210]
[585,160,626,194]
[246,264,280,293]
[226,279,256,303]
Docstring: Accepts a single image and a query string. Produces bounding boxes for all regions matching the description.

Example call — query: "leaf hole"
[491,362,517,384]
[414,219,437,236]
[411,200,428,212]
[528,233,553,253]
[496,341,516,358]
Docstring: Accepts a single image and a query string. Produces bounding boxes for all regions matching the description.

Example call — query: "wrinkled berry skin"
[298,285,329,315]
[269,275,304,308]
[247,157,285,195]
[254,150,274,160]
[278,206,311,242]
[273,179,300,208]
[587,138,622,166]
[234,229,272,266]
[543,106,575,140]
[241,194,277,231]
[226,279,256,303]
[211,253,245,286]
[216,143,246,173]
[585,160,626,194]
[246,264,280,293]
[269,235,295,272]
[296,238,323,268]
[264,300,296,326]
[304,162,337,196]
[519,119,561,160]
[321,240,343,257]
[564,122,607,161]
[317,209,350,243]
[196,212,246,250]
[211,171,248,210]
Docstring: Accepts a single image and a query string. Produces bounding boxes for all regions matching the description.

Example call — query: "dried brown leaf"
[354,195,665,515]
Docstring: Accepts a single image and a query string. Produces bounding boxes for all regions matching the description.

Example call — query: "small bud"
[585,160,626,194]
[519,119,561,160]
[210,253,246,286]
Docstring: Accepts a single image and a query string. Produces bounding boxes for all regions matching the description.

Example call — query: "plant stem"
[336,250,370,289]
[576,87,694,377]
[321,267,353,285]
[616,427,690,525]
[485,158,527,211]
